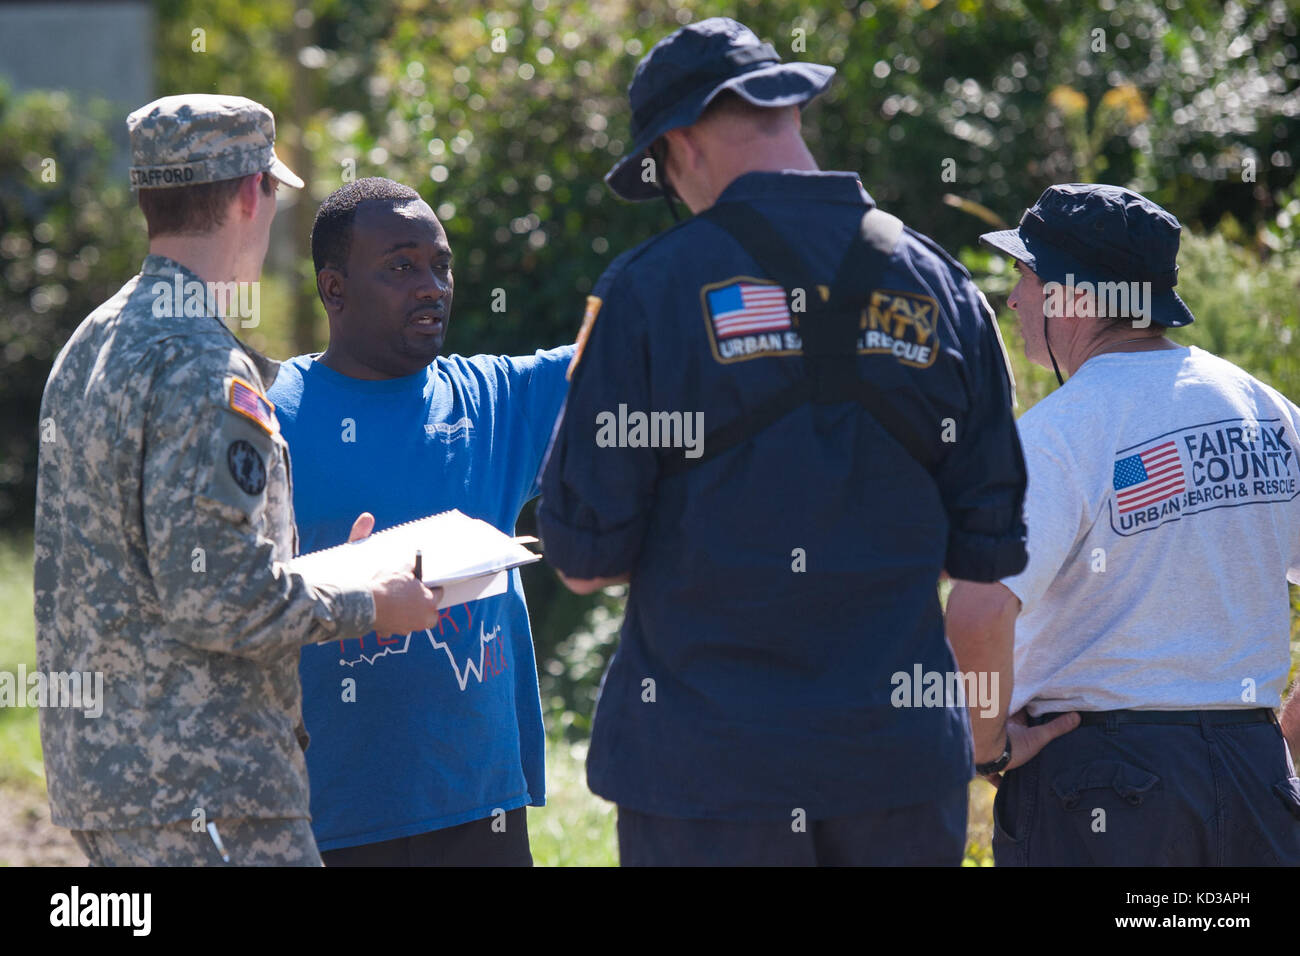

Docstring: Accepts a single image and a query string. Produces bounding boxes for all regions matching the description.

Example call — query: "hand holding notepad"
[291,509,542,615]
[333,511,442,637]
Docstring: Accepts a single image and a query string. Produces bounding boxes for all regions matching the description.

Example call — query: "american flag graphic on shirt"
[1112,440,1185,513]
[704,281,792,339]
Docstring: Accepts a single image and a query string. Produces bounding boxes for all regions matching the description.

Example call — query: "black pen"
[414,550,422,581]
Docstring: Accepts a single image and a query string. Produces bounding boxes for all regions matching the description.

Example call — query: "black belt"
[1033,708,1276,728]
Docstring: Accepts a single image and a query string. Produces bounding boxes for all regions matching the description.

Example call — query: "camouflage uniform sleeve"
[141,347,374,662]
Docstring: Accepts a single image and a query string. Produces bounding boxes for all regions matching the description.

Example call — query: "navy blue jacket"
[539,169,1027,821]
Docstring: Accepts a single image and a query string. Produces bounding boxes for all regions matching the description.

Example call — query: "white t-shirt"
[1002,345,1300,716]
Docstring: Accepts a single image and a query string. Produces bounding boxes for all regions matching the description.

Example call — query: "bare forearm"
[1282,685,1300,761]
[945,580,1019,764]
[557,571,630,594]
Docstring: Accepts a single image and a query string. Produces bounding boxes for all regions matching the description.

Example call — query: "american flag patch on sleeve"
[228,377,279,436]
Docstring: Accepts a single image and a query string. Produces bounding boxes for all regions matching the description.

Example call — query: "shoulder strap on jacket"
[660,203,937,478]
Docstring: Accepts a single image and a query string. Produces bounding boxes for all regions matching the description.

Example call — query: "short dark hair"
[311,177,422,276]
[137,172,274,238]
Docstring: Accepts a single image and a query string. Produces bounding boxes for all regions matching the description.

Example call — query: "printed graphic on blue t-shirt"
[268,346,573,851]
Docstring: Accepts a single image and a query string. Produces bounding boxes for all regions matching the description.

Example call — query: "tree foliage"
[0,86,143,523]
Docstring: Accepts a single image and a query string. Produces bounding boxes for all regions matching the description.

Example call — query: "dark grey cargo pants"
[993,708,1300,866]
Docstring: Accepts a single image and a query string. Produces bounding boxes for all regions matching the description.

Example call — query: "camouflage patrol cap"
[126,93,304,190]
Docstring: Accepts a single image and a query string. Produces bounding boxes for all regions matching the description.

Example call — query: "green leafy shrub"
[0,85,144,525]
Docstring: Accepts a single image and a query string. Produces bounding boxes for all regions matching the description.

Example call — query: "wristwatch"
[975,734,1012,776]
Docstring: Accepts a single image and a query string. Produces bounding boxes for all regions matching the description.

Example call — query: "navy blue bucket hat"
[979,183,1195,328]
[605,17,835,202]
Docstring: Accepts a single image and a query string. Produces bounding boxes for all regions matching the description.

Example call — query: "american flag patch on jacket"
[704,280,792,339]
[229,377,278,436]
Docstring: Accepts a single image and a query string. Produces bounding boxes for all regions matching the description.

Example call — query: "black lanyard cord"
[1045,310,1065,386]
[650,139,682,223]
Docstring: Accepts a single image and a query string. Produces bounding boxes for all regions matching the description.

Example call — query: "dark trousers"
[993,709,1300,866]
[617,785,967,866]
[321,807,532,866]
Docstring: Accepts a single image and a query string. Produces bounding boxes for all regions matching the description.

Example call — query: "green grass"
[0,534,43,791]
[528,739,618,867]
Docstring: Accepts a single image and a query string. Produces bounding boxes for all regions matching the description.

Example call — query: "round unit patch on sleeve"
[226,439,267,496]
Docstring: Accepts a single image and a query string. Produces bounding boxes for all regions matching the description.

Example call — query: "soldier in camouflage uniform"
[34,94,443,866]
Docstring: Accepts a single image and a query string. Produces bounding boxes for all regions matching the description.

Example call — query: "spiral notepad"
[289,509,541,608]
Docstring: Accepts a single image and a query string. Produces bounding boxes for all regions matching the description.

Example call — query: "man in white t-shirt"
[946,183,1300,865]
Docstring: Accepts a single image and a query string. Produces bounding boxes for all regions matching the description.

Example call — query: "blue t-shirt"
[539,171,1027,821]
[269,346,574,850]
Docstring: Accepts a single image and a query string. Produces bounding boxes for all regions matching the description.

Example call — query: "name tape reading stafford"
[1109,417,1299,535]
[130,165,200,187]
[700,278,939,368]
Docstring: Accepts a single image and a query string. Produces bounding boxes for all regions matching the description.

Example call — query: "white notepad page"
[289,509,541,608]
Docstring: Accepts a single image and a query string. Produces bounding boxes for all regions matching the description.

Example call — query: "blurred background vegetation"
[1,0,1297,865]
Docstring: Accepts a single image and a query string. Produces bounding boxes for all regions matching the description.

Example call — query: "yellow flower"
[1048,85,1089,116]
[1100,84,1150,125]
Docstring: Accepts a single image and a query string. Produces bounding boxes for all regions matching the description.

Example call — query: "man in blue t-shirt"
[268,177,574,865]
